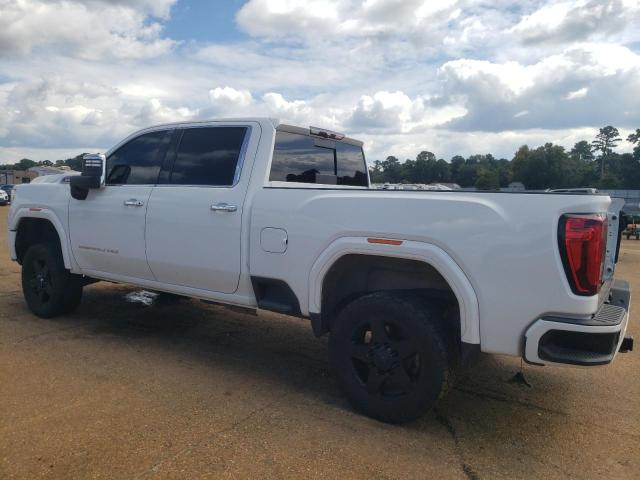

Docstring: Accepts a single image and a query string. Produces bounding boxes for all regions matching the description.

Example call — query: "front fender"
[308,236,480,344]
[9,208,74,270]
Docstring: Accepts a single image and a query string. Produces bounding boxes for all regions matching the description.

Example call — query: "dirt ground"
[0,208,638,480]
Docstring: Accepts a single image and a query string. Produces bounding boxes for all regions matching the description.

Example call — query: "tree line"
[0,154,84,174]
[2,126,639,190]
[370,126,640,190]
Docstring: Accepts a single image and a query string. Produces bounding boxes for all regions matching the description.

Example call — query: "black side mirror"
[70,153,105,200]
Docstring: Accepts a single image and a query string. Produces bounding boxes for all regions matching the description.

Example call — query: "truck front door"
[68,129,172,280]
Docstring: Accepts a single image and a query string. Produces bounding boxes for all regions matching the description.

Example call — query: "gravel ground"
[0,208,638,479]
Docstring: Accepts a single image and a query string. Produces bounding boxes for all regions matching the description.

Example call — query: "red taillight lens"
[559,214,607,296]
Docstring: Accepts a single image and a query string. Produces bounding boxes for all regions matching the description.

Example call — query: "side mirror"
[70,153,106,200]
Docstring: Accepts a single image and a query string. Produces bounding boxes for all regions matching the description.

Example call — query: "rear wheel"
[329,292,452,423]
[22,243,83,318]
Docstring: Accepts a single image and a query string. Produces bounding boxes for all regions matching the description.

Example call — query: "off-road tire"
[21,243,83,318]
[329,292,452,423]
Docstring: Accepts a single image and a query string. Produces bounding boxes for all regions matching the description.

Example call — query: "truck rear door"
[144,122,259,294]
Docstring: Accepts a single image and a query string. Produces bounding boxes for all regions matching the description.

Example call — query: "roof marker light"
[310,126,345,140]
[368,238,403,246]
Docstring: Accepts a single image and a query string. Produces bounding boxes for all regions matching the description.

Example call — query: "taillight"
[558,214,607,296]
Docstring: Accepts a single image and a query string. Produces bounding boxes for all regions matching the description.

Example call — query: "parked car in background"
[0,189,8,206]
[0,185,14,204]
[624,216,640,240]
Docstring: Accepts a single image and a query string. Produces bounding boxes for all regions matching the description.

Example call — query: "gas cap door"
[260,228,288,253]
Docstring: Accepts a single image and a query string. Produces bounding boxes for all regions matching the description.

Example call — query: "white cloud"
[348,90,466,133]
[511,0,639,45]
[1,0,639,167]
[209,87,254,111]
[237,0,465,44]
[439,43,640,131]
[79,0,177,18]
[565,87,588,100]
[262,93,315,124]
[133,98,196,126]
[0,0,176,60]
[0,77,197,149]
[236,0,344,38]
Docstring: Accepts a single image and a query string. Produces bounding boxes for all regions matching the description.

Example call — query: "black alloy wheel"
[329,292,451,423]
[22,243,83,318]
[28,256,54,305]
[348,316,421,397]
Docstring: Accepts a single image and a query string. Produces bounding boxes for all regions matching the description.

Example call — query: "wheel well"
[15,218,62,265]
[319,254,460,341]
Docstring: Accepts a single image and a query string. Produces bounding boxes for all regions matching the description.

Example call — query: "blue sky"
[164,0,246,42]
[0,0,639,163]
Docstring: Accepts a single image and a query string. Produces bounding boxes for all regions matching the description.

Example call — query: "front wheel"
[329,292,452,423]
[22,243,83,318]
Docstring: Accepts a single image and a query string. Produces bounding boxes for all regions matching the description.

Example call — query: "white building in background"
[0,165,72,185]
[28,165,70,177]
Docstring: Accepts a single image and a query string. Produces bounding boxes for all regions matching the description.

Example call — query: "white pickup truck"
[7,118,633,423]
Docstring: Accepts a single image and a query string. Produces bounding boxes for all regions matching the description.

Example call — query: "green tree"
[65,154,85,172]
[512,143,581,189]
[15,158,37,170]
[369,160,384,183]
[475,169,500,190]
[380,156,403,183]
[592,126,621,181]
[570,140,594,162]
[628,128,640,157]
[455,163,479,187]
[600,173,622,189]
[450,155,465,181]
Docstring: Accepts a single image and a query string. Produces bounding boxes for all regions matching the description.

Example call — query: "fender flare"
[308,236,480,344]
[10,208,74,270]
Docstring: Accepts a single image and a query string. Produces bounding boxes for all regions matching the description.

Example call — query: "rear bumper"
[524,279,631,366]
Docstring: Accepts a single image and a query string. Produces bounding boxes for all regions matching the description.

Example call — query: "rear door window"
[170,126,247,186]
[336,142,369,186]
[270,131,367,186]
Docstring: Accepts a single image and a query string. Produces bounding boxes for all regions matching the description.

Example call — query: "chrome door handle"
[210,203,237,213]
[124,199,144,207]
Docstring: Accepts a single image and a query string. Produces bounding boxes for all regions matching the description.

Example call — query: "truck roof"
[120,118,363,148]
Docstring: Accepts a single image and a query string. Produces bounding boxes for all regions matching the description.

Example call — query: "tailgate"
[604,197,626,282]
